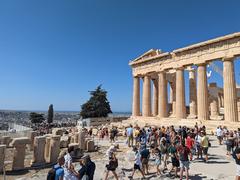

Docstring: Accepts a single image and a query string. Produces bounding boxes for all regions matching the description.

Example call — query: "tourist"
[159,137,168,170]
[126,125,134,147]
[54,156,65,180]
[195,132,202,159]
[140,145,150,175]
[63,146,78,180]
[216,126,223,145]
[84,155,96,180]
[129,146,145,179]
[226,131,235,156]
[104,151,119,180]
[233,147,240,180]
[201,131,209,162]
[186,133,195,161]
[154,147,162,176]
[178,141,191,180]
[168,141,179,178]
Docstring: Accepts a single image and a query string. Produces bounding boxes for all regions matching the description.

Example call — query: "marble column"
[223,58,238,122]
[152,78,159,116]
[189,68,197,118]
[197,64,209,120]
[10,137,30,171]
[210,99,219,119]
[49,135,61,163]
[31,136,46,166]
[170,81,176,117]
[142,75,151,117]
[176,68,186,119]
[0,145,6,173]
[158,71,168,118]
[132,76,140,116]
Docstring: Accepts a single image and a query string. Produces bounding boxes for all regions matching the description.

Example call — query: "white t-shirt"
[216,128,223,137]
[135,152,141,165]
[63,153,78,180]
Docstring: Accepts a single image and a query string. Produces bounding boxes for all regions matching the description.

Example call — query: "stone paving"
[4,136,236,180]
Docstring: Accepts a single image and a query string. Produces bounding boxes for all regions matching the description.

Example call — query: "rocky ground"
[2,136,236,180]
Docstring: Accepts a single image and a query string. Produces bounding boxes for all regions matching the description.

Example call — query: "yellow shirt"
[201,136,209,147]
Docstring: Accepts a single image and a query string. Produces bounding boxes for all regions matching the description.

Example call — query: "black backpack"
[47,166,61,180]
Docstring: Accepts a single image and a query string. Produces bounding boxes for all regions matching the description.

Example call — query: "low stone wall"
[81,117,128,127]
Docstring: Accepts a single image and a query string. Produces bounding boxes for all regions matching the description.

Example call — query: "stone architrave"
[49,135,61,163]
[142,75,151,117]
[188,68,197,118]
[210,99,219,119]
[29,131,38,150]
[223,58,238,122]
[152,79,158,116]
[176,68,186,119]
[197,64,209,120]
[0,145,6,173]
[158,71,168,118]
[31,136,46,166]
[10,137,30,171]
[132,76,140,116]
[44,136,52,163]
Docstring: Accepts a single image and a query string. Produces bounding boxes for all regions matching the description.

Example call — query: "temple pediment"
[132,49,162,62]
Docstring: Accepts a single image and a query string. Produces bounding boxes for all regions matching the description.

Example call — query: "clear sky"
[0,0,240,112]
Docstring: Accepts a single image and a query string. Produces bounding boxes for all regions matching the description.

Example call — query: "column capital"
[176,67,185,71]
[222,55,235,62]
[196,63,207,67]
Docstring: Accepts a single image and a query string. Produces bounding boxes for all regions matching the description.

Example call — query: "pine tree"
[80,85,112,118]
[47,104,54,124]
[29,112,45,124]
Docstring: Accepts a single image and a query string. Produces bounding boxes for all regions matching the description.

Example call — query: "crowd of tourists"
[123,124,210,180]
[49,123,240,180]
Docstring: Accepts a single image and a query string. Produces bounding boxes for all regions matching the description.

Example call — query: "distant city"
[0,110,131,131]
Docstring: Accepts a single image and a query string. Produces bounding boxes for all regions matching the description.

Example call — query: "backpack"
[47,166,60,180]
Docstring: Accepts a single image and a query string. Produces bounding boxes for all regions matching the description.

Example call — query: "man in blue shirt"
[55,156,65,180]
[126,125,134,147]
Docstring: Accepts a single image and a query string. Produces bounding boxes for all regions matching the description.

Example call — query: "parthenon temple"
[129,32,240,129]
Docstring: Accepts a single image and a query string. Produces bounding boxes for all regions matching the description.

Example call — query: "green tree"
[29,112,45,124]
[47,104,54,124]
[80,85,112,118]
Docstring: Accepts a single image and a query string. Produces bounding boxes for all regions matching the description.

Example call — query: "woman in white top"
[63,146,78,180]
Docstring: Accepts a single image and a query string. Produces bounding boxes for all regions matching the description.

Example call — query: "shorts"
[155,158,161,166]
[134,164,141,170]
[180,160,189,170]
[237,164,240,176]
[141,158,148,165]
[202,147,208,155]
[171,157,180,167]
[217,136,222,141]
[227,145,233,152]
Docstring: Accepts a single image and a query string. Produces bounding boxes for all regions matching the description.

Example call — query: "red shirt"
[186,136,194,149]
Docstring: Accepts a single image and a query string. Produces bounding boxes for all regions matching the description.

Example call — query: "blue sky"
[0,0,240,112]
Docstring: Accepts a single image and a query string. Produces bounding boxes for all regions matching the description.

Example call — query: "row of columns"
[132,58,238,122]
